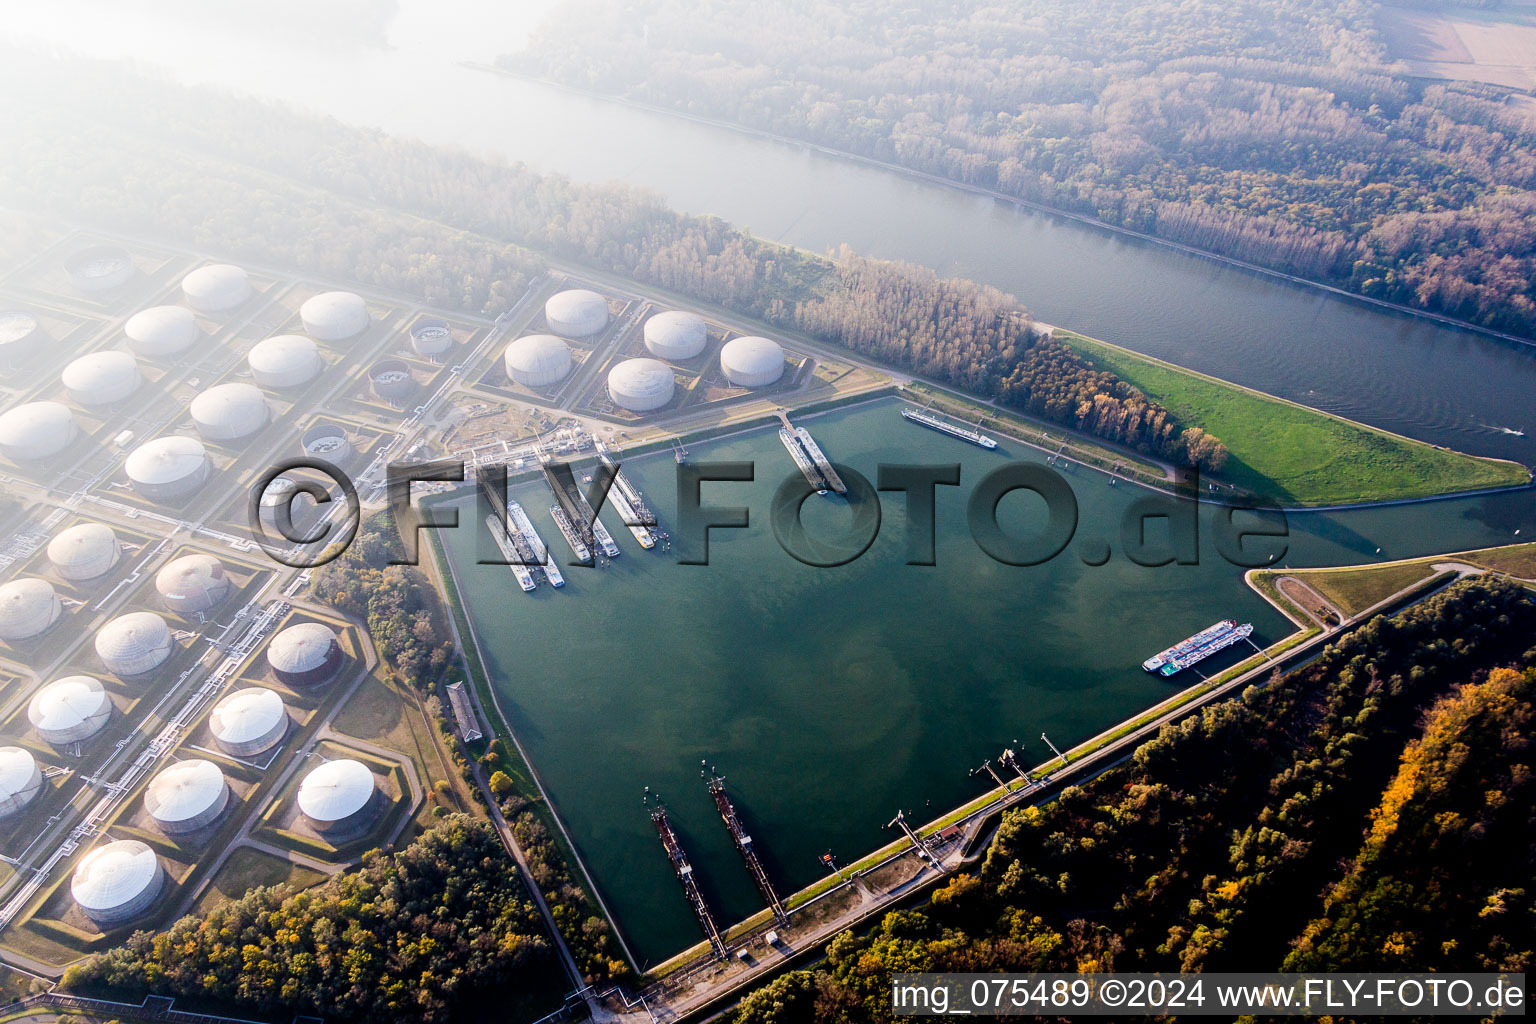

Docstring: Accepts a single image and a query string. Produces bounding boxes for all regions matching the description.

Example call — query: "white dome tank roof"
[125,436,210,501]
[71,839,164,925]
[0,746,42,819]
[155,554,231,616]
[300,291,370,341]
[124,306,199,357]
[0,401,78,460]
[209,687,288,757]
[267,622,340,674]
[47,523,120,581]
[181,264,251,313]
[545,289,610,337]
[189,383,269,442]
[719,335,786,387]
[503,334,573,388]
[298,758,375,823]
[144,759,229,833]
[29,675,112,744]
[62,351,141,407]
[606,358,676,412]
[644,310,708,360]
[0,311,42,358]
[95,611,173,677]
[248,335,323,388]
[0,578,63,641]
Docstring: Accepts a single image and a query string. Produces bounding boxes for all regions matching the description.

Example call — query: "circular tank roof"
[300,291,369,341]
[298,758,375,822]
[0,401,78,460]
[155,554,230,613]
[125,436,209,487]
[62,351,141,406]
[545,289,609,337]
[410,318,452,355]
[144,759,228,828]
[124,306,199,357]
[210,687,287,748]
[65,246,135,290]
[47,523,120,581]
[71,840,160,914]
[29,675,111,741]
[719,335,786,387]
[248,334,323,388]
[606,358,676,412]
[503,334,573,387]
[190,383,269,442]
[0,578,62,640]
[267,622,339,674]
[0,311,39,346]
[95,611,173,676]
[0,746,42,816]
[644,310,708,361]
[181,264,251,312]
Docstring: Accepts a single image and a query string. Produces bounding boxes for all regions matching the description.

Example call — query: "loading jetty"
[597,443,659,549]
[775,412,847,495]
[648,794,728,960]
[483,514,537,592]
[706,767,787,924]
[549,504,591,563]
[543,461,622,559]
[507,500,564,587]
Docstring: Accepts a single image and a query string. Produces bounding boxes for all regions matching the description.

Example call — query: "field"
[1058,331,1530,506]
[1377,5,1536,91]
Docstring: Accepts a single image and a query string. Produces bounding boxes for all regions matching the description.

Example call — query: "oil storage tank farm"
[248,335,323,389]
[719,335,786,387]
[47,523,121,582]
[181,264,251,313]
[155,554,231,616]
[300,291,369,342]
[0,402,78,461]
[297,758,379,838]
[0,578,63,641]
[64,245,135,293]
[503,334,573,387]
[62,351,141,407]
[545,289,609,337]
[0,311,46,366]
[410,317,453,359]
[190,382,269,442]
[266,622,344,687]
[124,306,199,358]
[607,358,675,412]
[71,840,164,927]
[28,675,112,746]
[208,687,288,758]
[144,759,229,834]
[644,310,708,361]
[125,436,210,502]
[0,747,42,819]
[95,611,173,678]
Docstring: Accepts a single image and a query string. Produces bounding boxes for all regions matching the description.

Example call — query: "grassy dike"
[1058,330,1530,506]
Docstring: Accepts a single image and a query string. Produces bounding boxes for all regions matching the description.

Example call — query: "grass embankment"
[1058,330,1530,506]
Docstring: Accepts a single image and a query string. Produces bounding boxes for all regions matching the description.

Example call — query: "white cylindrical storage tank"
[47,523,120,582]
[248,335,323,389]
[545,289,609,337]
[124,306,199,358]
[155,554,231,616]
[266,622,344,687]
[209,687,288,758]
[62,351,141,407]
[298,758,378,837]
[410,317,452,358]
[71,840,164,927]
[64,246,135,293]
[95,611,173,677]
[125,436,210,503]
[0,747,42,819]
[0,401,78,461]
[190,383,269,442]
[29,675,112,745]
[0,578,62,641]
[0,311,46,365]
[719,336,786,387]
[181,264,251,313]
[300,291,369,341]
[606,358,675,412]
[644,310,708,361]
[144,759,229,834]
[502,334,572,388]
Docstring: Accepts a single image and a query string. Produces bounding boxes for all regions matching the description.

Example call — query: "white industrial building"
[125,436,210,503]
[545,289,609,337]
[644,310,708,361]
[606,358,676,412]
[297,758,379,838]
[248,335,323,388]
[0,401,78,461]
[71,840,165,927]
[0,746,43,819]
[155,554,232,616]
[0,578,63,641]
[29,675,112,745]
[62,351,141,407]
[124,306,199,357]
[719,336,786,387]
[181,264,251,312]
[503,334,573,387]
[47,523,121,582]
[144,759,230,834]
[208,687,288,758]
[95,611,174,677]
[266,622,344,687]
[189,382,269,442]
[300,291,370,341]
